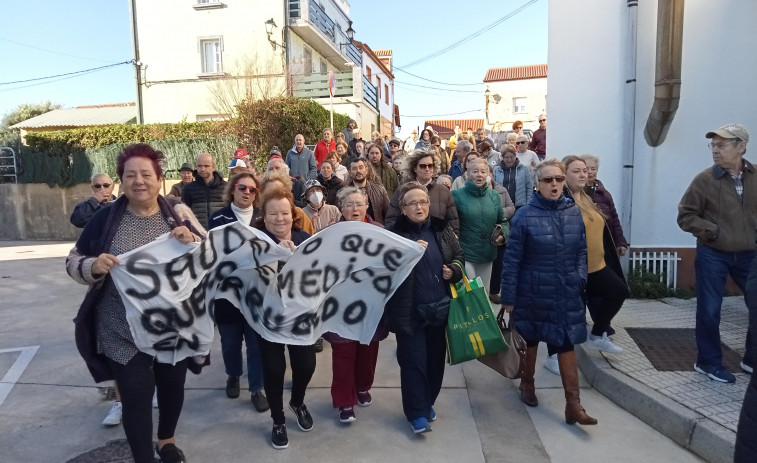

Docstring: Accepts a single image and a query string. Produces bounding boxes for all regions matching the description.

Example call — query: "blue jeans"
[695,245,756,367]
[217,321,264,391]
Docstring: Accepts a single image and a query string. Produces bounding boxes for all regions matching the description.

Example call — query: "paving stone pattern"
[595,297,749,432]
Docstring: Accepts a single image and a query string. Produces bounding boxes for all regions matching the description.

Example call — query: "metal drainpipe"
[621,0,639,274]
[643,0,685,147]
[129,0,143,124]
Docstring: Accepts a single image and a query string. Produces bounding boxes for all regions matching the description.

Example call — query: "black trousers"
[256,334,316,425]
[489,244,506,295]
[586,265,629,336]
[108,353,188,463]
[525,339,574,355]
[395,323,447,422]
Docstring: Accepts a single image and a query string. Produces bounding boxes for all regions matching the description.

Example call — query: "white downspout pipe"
[620,0,639,274]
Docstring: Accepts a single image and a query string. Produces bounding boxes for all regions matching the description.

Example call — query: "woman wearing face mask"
[500,159,596,426]
[300,179,340,233]
[452,158,507,295]
[208,173,269,412]
[562,155,628,355]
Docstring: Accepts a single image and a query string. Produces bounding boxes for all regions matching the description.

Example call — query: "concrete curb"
[576,346,735,463]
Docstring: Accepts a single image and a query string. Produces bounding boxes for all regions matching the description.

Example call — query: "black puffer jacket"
[384,182,460,235]
[736,257,757,462]
[385,215,464,335]
[181,171,227,229]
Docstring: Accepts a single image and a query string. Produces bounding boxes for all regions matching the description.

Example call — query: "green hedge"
[17,97,352,187]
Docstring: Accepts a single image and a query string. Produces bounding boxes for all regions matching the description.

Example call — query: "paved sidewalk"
[576,297,750,463]
[0,241,711,462]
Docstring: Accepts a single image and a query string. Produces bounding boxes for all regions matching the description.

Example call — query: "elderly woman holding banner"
[66,143,205,463]
[322,186,387,424]
[253,184,315,450]
[386,181,464,434]
[208,172,269,412]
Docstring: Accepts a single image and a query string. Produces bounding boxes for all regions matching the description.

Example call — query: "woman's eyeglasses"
[539,176,566,183]
[236,184,258,193]
[403,199,430,208]
[516,141,527,145]
[417,163,434,170]
[92,183,111,189]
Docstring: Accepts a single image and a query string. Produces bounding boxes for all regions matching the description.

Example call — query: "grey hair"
[436,174,453,184]
[456,139,472,153]
[91,172,112,183]
[580,153,600,169]
[266,156,290,175]
[336,186,368,210]
[396,181,429,206]
[516,134,529,142]
[532,158,565,185]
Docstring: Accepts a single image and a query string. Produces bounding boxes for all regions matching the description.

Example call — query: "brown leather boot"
[519,346,539,407]
[558,351,597,425]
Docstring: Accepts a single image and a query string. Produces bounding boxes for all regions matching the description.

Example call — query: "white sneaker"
[544,354,560,375]
[102,401,122,426]
[152,390,158,408]
[585,333,623,354]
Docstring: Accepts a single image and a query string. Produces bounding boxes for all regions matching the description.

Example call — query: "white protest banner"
[110,221,424,363]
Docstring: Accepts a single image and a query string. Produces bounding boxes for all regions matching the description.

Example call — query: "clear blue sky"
[0,0,547,138]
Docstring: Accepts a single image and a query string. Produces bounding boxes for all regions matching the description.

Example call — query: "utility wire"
[393,66,482,86]
[0,37,116,63]
[0,61,132,86]
[395,81,481,93]
[399,0,540,69]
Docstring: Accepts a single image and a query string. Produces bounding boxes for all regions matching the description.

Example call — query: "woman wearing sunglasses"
[500,158,597,426]
[208,172,270,413]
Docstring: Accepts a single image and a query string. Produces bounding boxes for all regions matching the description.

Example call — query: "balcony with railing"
[288,0,361,68]
[292,69,378,111]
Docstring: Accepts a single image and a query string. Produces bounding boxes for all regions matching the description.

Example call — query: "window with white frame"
[513,97,527,113]
[200,38,222,74]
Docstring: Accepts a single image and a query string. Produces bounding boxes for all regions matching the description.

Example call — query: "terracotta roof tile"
[424,119,485,133]
[374,49,392,57]
[483,64,547,82]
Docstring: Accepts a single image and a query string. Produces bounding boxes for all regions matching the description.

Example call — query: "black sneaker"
[271,423,289,449]
[156,443,186,463]
[226,376,240,398]
[289,402,314,431]
[251,390,270,412]
[314,338,324,353]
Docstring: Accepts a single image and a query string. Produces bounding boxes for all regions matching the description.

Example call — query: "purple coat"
[587,179,628,248]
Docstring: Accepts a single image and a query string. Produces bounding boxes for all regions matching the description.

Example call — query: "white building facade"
[130,0,395,135]
[547,0,757,286]
[484,64,547,133]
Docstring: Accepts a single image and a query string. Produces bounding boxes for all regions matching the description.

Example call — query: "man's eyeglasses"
[92,183,112,189]
[417,163,434,170]
[516,141,528,145]
[236,184,258,193]
[539,176,566,183]
[404,199,430,208]
[708,141,739,150]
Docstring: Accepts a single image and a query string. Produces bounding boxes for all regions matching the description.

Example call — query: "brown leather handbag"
[476,310,527,379]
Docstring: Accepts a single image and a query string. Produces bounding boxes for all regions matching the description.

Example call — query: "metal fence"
[630,251,681,289]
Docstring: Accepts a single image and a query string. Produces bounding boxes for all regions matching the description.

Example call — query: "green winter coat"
[452,178,507,264]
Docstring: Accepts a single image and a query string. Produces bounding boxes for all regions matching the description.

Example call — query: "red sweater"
[314,139,336,168]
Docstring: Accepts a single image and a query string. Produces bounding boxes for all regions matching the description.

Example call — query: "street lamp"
[265,18,285,50]
[346,21,355,42]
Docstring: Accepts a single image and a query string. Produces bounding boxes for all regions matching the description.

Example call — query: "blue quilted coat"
[500,192,588,346]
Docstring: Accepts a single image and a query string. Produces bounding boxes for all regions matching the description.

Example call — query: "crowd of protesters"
[65,119,756,462]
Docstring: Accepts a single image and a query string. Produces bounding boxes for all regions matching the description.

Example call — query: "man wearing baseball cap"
[678,123,754,383]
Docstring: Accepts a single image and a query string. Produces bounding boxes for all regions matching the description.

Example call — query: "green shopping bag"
[445,268,509,365]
